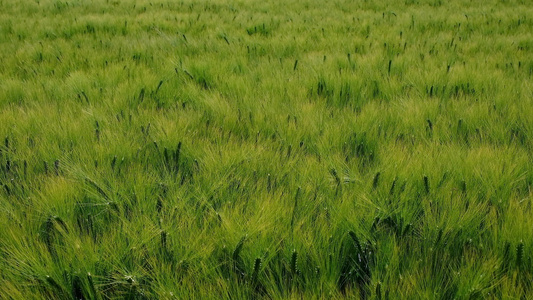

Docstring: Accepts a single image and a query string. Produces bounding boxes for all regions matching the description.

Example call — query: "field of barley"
[1,0,533,298]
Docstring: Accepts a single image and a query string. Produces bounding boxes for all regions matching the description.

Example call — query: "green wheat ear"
[71,273,83,300]
[45,275,65,297]
[233,236,246,261]
[87,273,98,299]
[40,215,68,260]
[516,242,524,269]
[252,258,262,283]
[389,177,397,195]
[376,282,382,300]
[372,172,381,189]
[290,250,299,275]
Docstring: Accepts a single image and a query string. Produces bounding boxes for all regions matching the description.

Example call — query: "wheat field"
[1,0,533,298]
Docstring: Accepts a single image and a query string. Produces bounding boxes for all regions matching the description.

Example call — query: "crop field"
[1,0,533,298]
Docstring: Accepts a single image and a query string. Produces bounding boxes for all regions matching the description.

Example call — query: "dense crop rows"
[1,0,533,298]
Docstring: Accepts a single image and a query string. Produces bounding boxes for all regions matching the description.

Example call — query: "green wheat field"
[1,0,533,298]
